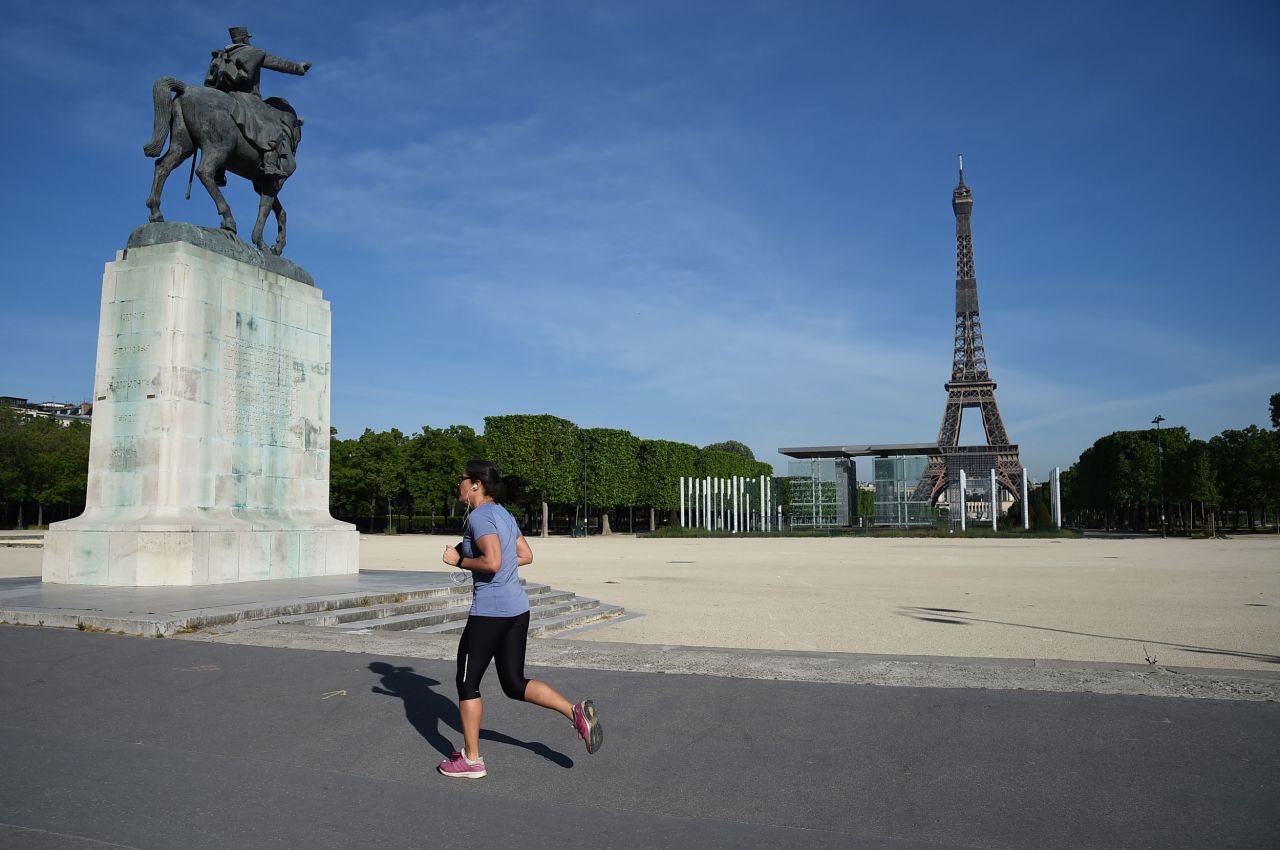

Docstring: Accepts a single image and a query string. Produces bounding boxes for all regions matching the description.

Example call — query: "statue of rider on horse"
[143,27,311,256]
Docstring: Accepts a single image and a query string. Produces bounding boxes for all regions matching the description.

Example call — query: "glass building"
[779,443,941,529]
[785,458,853,528]
[873,455,935,527]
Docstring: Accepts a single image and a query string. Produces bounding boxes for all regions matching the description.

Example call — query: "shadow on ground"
[896,607,1280,664]
[367,661,573,767]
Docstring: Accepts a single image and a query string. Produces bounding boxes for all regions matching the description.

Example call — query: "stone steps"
[198,578,623,638]
[405,593,606,636]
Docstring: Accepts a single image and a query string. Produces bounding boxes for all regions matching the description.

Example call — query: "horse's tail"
[142,77,186,158]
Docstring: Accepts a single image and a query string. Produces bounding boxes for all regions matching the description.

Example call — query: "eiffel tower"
[915,156,1022,507]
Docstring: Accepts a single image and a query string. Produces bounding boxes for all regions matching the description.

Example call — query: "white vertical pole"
[724,477,729,531]
[705,476,712,531]
[679,477,686,528]
[1021,468,1029,531]
[767,477,773,531]
[715,478,721,530]
[737,476,743,532]
[699,477,705,529]
[698,477,703,530]
[1052,467,1062,529]
[959,469,968,532]
[732,477,739,533]
[991,468,998,532]
[747,471,757,532]
[762,476,767,531]
[738,476,744,532]
[765,475,770,531]
[732,478,742,532]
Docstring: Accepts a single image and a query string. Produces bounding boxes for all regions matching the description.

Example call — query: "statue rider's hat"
[228,26,252,41]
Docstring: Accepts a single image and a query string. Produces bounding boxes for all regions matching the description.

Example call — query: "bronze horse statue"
[143,77,302,256]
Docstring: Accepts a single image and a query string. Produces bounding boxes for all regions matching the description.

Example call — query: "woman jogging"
[437,459,603,779]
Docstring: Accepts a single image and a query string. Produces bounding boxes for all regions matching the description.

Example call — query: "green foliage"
[702,440,755,461]
[406,424,482,516]
[699,448,771,480]
[1208,425,1276,530]
[582,427,639,507]
[1063,398,1280,532]
[637,439,699,510]
[0,408,91,527]
[856,487,875,518]
[483,414,581,505]
[1270,392,1279,429]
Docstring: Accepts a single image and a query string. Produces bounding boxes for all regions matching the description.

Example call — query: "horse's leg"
[271,195,287,256]
[250,184,273,253]
[145,116,192,223]
[194,140,237,235]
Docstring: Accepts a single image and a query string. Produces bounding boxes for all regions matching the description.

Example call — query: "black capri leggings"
[455,611,531,701]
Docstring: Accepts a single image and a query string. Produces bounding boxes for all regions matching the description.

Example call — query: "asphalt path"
[1,626,1276,849]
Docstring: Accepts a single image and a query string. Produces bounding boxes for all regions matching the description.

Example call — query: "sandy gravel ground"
[5,533,1277,671]
[371,533,1280,671]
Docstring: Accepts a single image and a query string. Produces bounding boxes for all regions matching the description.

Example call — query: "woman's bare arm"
[516,535,533,566]
[465,533,502,574]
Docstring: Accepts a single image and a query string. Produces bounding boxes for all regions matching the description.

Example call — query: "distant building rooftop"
[778,443,940,459]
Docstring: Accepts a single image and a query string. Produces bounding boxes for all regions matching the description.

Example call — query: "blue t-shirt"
[460,503,529,617]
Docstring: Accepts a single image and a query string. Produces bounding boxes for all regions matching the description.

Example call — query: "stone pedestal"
[43,225,358,585]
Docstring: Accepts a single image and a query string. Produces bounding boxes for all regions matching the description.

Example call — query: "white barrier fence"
[678,475,773,532]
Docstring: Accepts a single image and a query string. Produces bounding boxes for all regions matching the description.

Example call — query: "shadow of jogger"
[367,661,574,768]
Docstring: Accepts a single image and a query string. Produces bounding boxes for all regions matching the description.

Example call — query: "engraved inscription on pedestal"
[221,338,301,448]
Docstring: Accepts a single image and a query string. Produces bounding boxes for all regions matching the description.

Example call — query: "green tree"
[702,440,755,461]
[1210,426,1266,529]
[1184,438,1220,533]
[1270,392,1279,429]
[856,487,874,520]
[581,427,640,534]
[406,424,482,528]
[0,407,31,527]
[329,430,370,521]
[636,439,699,528]
[484,414,580,536]
[32,420,91,525]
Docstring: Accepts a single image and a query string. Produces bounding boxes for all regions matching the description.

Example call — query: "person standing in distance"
[438,459,603,779]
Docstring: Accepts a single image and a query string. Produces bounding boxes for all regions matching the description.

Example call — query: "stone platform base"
[43,525,357,586]
[44,229,357,586]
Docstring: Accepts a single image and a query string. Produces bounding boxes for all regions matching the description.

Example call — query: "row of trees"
[1057,394,1280,532]
[329,414,773,535]
[0,407,91,528]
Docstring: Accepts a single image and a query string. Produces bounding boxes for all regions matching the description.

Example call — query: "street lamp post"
[1152,415,1166,538]
[579,430,588,537]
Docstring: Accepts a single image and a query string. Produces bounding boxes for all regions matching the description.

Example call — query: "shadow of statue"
[367,661,573,768]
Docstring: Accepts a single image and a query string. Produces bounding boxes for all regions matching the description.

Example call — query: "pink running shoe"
[438,751,486,779]
[572,700,603,754]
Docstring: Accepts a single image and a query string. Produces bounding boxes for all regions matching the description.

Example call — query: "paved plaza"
[3,532,1278,671]
[3,532,1278,847]
[1,626,1277,849]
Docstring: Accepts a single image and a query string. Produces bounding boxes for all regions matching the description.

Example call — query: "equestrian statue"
[143,26,311,256]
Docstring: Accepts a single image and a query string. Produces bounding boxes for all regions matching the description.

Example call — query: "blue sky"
[4,1,1277,480]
